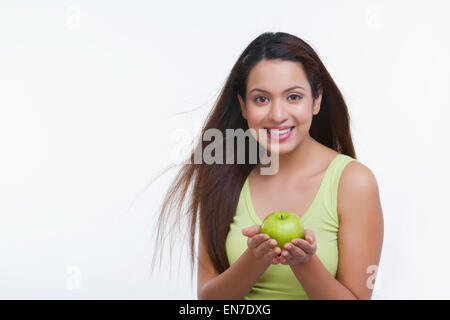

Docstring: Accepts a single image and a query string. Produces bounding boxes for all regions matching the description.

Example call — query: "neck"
[259,135,319,181]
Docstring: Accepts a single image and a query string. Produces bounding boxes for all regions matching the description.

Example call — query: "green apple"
[261,211,304,250]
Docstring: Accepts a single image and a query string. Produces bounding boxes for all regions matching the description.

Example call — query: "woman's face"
[238,59,322,154]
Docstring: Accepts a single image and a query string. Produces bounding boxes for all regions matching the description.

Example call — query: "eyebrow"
[248,85,306,95]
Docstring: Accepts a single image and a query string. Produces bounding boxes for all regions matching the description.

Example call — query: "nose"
[268,98,289,123]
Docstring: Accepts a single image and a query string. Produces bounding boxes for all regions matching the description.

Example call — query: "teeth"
[267,127,293,135]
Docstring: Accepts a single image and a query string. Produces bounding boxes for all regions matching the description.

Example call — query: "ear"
[313,87,323,116]
[237,94,247,120]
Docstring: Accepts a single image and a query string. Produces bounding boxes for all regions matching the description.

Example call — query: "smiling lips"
[265,126,295,141]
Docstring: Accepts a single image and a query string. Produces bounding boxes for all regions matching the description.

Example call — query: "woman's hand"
[279,229,317,266]
[242,225,282,265]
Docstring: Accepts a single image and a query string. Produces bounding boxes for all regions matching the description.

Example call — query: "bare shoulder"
[337,160,381,221]
[335,159,384,300]
[341,160,378,187]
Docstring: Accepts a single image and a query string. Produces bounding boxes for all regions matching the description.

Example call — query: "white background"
[1,0,449,299]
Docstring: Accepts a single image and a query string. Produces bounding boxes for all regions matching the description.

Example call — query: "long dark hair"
[148,31,356,285]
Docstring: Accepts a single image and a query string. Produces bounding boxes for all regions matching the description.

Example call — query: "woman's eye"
[254,94,302,104]
[254,96,267,104]
[288,94,302,101]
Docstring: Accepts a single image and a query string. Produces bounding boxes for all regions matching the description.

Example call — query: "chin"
[265,142,297,155]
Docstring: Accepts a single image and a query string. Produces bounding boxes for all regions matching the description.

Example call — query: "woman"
[151,32,384,300]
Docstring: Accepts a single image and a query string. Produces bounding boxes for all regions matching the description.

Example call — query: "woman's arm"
[198,248,271,300]
[290,253,357,299]
[198,225,279,300]
[288,161,384,299]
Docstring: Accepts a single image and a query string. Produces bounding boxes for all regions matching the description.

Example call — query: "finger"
[279,254,286,264]
[279,249,292,265]
[303,229,315,245]
[254,238,277,258]
[291,238,314,255]
[242,225,262,237]
[272,247,281,257]
[271,248,281,264]
[247,233,269,249]
[286,242,306,259]
[311,240,317,253]
[280,250,291,264]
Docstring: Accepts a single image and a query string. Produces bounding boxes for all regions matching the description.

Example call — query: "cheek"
[246,101,314,127]
[294,103,314,125]
[246,107,265,126]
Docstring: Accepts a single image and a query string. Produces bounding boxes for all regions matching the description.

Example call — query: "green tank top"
[225,153,356,299]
